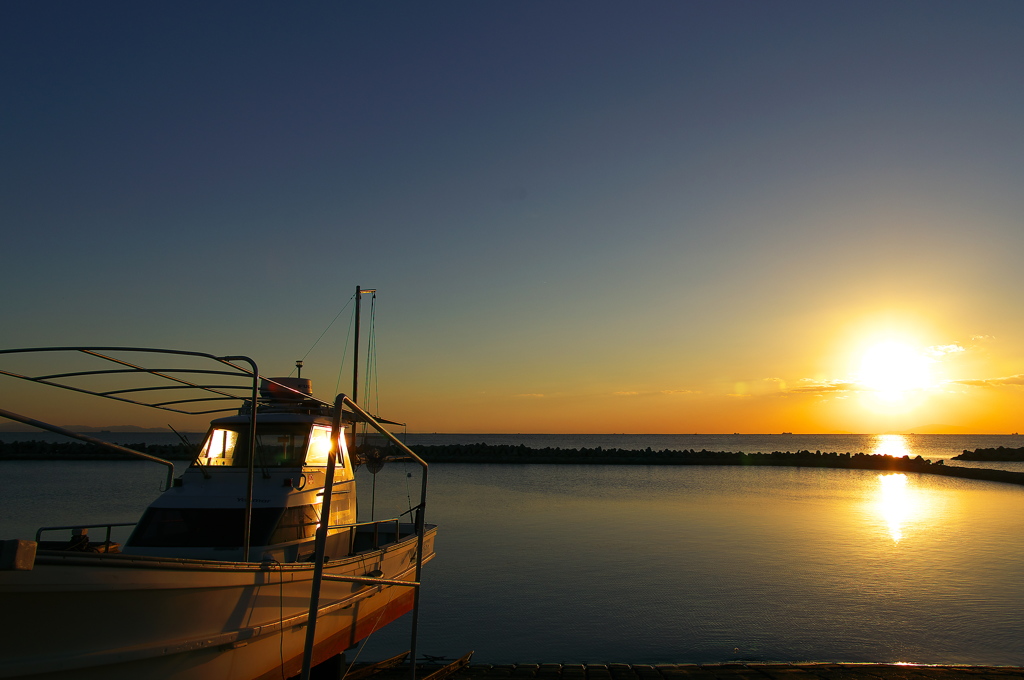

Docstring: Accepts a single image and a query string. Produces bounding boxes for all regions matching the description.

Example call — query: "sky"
[3,1,1024,434]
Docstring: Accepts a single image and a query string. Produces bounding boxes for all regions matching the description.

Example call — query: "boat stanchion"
[299,393,345,680]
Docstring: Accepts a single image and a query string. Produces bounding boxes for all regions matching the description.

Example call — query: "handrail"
[36,522,137,542]
[301,394,428,680]
[341,396,427,469]
[332,517,409,552]
[329,517,408,531]
[35,522,137,552]
[339,396,428,680]
[300,394,346,680]
[219,355,261,563]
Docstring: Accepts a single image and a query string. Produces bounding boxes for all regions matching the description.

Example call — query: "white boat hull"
[0,528,436,680]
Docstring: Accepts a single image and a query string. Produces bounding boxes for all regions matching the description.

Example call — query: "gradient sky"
[4,1,1024,434]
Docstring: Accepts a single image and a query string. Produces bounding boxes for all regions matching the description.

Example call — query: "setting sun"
[857,341,934,399]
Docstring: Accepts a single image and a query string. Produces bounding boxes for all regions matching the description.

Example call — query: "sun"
[857,341,933,399]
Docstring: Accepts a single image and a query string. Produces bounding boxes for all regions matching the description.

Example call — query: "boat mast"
[352,286,376,405]
[353,286,361,404]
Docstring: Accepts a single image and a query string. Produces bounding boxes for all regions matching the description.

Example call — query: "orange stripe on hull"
[254,588,417,680]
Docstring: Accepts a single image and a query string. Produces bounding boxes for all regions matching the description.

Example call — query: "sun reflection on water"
[872,433,912,458]
[878,473,912,542]
[869,434,926,542]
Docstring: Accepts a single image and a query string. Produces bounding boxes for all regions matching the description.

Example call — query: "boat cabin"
[123,378,358,562]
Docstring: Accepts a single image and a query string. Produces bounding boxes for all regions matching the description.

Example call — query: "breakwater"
[0,440,194,460]
[5,440,1024,488]
[954,446,1024,461]
[406,443,1024,486]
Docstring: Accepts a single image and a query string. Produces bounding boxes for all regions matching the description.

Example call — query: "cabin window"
[195,424,342,468]
[305,425,334,466]
[129,507,283,548]
[201,428,239,466]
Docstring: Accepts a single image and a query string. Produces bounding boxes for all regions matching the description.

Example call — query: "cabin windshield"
[198,423,339,468]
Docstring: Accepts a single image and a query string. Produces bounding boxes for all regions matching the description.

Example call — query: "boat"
[0,339,435,680]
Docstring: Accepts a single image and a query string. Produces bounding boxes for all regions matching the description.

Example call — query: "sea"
[2,432,1024,665]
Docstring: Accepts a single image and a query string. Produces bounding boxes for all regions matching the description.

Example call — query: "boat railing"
[35,522,137,551]
[301,393,429,680]
[337,517,414,553]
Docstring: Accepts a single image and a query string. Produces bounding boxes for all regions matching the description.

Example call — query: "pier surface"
[359,663,1024,680]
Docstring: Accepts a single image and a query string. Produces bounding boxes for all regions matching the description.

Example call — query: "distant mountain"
[0,423,171,433]
[903,424,984,434]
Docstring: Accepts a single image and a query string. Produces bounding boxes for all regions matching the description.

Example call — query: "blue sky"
[4,2,1024,433]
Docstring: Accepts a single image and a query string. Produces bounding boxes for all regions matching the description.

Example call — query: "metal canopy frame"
[0,346,265,415]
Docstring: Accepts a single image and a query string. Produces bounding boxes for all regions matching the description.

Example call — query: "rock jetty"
[954,446,1024,461]
[406,443,1024,487]
[0,440,194,461]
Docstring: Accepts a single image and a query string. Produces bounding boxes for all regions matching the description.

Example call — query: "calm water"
[2,443,1024,665]
[358,462,1024,665]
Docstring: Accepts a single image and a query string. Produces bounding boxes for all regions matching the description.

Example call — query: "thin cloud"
[609,389,700,397]
[785,379,858,394]
[953,375,1024,387]
[924,344,965,357]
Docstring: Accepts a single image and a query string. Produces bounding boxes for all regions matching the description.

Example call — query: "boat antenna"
[295,360,303,378]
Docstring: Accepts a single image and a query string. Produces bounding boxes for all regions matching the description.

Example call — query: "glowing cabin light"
[305,425,335,466]
[202,429,237,461]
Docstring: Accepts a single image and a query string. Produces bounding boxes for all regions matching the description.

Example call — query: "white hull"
[0,528,436,680]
